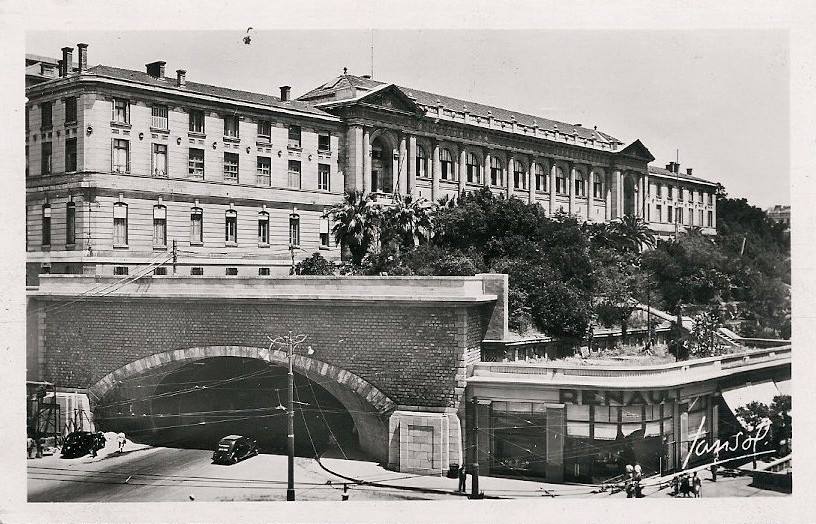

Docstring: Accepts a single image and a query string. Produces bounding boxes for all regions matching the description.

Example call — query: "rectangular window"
[258,212,269,244]
[113,203,128,246]
[151,105,168,130]
[593,178,603,198]
[226,267,238,276]
[287,160,301,189]
[699,209,704,227]
[41,101,52,129]
[41,142,52,175]
[188,148,204,178]
[288,125,301,148]
[708,193,713,205]
[677,208,684,224]
[656,204,662,223]
[656,184,662,197]
[667,205,673,223]
[707,210,713,227]
[65,138,77,172]
[113,266,129,276]
[42,205,51,246]
[318,133,330,152]
[152,143,168,177]
[190,208,203,244]
[191,266,204,276]
[224,115,239,138]
[64,97,77,123]
[189,110,205,133]
[320,217,331,247]
[318,163,330,191]
[257,120,271,141]
[25,145,29,177]
[66,202,75,244]
[667,185,673,199]
[678,187,684,201]
[112,139,129,173]
[258,267,271,276]
[223,152,239,183]
[153,206,167,247]
[225,210,238,243]
[256,156,271,186]
[289,215,300,247]
[153,267,167,276]
[574,178,585,197]
[113,98,129,124]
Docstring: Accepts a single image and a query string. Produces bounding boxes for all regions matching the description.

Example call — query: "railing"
[473,345,791,381]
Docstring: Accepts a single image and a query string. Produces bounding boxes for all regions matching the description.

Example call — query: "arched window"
[512,159,526,190]
[574,170,586,197]
[416,146,427,178]
[466,152,481,184]
[440,148,454,181]
[257,211,269,245]
[535,163,547,192]
[153,204,167,247]
[593,172,604,198]
[490,157,503,187]
[555,166,567,195]
[225,209,238,244]
[113,202,128,246]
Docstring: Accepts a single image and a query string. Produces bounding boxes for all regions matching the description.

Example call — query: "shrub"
[293,252,335,276]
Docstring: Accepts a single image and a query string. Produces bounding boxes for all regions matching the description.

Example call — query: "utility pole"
[470,397,481,499]
[269,331,312,501]
[674,149,680,241]
[172,239,177,274]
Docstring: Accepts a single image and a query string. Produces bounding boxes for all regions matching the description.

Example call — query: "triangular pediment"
[357,85,425,115]
[617,139,655,162]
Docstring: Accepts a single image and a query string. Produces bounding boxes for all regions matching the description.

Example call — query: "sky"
[26,29,789,208]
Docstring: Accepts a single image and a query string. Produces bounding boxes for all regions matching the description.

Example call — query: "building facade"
[25,44,719,283]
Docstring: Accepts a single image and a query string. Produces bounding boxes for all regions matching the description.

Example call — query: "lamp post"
[269,331,312,501]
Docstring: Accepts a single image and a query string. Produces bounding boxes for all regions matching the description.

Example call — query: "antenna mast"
[370,29,374,78]
[674,148,680,240]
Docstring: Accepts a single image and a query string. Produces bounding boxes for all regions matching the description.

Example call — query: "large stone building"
[25,44,718,283]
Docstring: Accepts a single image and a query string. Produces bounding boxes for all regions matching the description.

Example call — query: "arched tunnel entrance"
[91,352,394,462]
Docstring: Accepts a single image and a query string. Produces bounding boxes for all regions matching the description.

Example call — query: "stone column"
[587,167,594,221]
[362,127,371,194]
[483,149,491,188]
[549,159,557,216]
[527,157,535,204]
[711,190,717,229]
[347,125,364,192]
[616,170,623,218]
[431,141,440,201]
[605,170,612,221]
[635,174,642,219]
[458,147,466,196]
[398,134,408,195]
[505,155,513,198]
[643,173,650,223]
[407,135,417,196]
[568,162,576,216]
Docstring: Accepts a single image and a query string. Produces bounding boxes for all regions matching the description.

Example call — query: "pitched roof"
[299,73,623,145]
[76,65,333,118]
[647,165,717,186]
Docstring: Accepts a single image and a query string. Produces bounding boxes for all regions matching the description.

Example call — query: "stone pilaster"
[431,141,440,201]
[362,127,371,194]
[398,134,408,195]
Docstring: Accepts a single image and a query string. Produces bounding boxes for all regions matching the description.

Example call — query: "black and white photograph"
[2,1,813,522]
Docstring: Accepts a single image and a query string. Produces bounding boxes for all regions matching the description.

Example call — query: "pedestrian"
[692,472,702,498]
[458,463,467,493]
[624,464,634,498]
[679,473,690,497]
[27,437,36,459]
[117,432,126,453]
[711,450,719,482]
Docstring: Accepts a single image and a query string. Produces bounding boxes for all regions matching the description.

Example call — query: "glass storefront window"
[567,404,590,421]
[567,421,590,437]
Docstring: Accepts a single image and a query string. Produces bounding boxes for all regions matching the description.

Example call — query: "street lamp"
[269,331,313,501]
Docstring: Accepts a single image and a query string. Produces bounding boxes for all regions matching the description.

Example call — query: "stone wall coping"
[30,273,505,304]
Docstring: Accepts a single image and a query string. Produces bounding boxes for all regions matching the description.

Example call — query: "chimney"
[55,60,64,78]
[674,162,680,173]
[686,168,693,176]
[176,69,187,87]
[77,43,88,72]
[145,61,166,78]
[279,85,291,102]
[666,162,673,171]
[61,46,73,77]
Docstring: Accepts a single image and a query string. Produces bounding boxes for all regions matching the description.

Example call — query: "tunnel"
[92,355,389,461]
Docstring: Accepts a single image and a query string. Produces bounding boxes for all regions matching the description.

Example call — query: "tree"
[689,306,723,357]
[327,190,377,266]
[608,215,655,254]
[381,193,435,251]
[293,252,335,276]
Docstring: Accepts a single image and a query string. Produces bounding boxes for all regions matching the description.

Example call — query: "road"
[27,446,444,502]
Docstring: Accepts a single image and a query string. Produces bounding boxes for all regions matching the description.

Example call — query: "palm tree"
[384,193,436,249]
[327,190,378,265]
[610,215,656,253]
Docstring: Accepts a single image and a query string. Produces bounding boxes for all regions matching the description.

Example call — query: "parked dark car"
[61,431,106,458]
[212,435,258,465]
